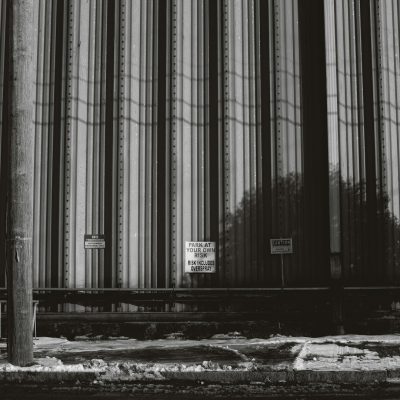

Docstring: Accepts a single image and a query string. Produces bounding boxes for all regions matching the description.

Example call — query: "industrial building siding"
[166,0,217,289]
[0,0,400,291]
[375,0,400,283]
[118,0,158,288]
[324,0,400,285]
[0,0,5,288]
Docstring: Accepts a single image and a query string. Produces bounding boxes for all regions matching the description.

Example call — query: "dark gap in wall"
[50,0,65,291]
[298,0,330,284]
[208,0,220,287]
[360,1,382,283]
[104,0,116,291]
[259,0,272,283]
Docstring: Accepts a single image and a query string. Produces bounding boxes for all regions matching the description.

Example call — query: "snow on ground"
[8,333,400,355]
[0,358,94,373]
[1,334,400,376]
[311,334,400,344]
[294,342,400,372]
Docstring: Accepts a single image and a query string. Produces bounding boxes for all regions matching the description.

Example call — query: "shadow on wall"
[221,172,304,287]
[222,172,400,286]
[332,172,400,284]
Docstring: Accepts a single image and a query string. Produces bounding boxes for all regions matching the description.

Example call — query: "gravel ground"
[2,381,399,399]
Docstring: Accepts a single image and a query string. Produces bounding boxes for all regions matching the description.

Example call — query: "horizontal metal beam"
[1,286,331,292]
[34,311,272,322]
[0,311,322,322]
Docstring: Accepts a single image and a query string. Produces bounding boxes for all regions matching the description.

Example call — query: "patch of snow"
[35,356,64,368]
[206,344,249,361]
[74,335,91,341]
[312,334,400,344]
[210,332,246,340]
[293,341,398,372]
[83,359,108,369]
[107,336,130,340]
[163,332,185,340]
[0,361,91,373]
[290,343,304,354]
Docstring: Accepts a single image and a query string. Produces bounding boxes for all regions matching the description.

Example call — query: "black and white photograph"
[1,0,400,398]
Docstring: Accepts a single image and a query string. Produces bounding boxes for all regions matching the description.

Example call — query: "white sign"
[85,234,105,249]
[270,238,293,254]
[185,241,216,273]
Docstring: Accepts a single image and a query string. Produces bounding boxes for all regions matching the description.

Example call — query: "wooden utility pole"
[6,0,35,366]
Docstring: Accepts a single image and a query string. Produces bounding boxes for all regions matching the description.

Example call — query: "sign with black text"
[185,241,216,273]
[84,234,105,249]
[270,238,293,254]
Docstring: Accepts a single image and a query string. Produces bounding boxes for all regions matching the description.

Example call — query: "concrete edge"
[98,368,395,384]
[0,370,98,383]
[160,370,293,384]
[294,369,387,384]
[0,368,398,385]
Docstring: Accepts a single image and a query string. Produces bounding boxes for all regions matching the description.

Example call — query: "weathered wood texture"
[6,0,35,366]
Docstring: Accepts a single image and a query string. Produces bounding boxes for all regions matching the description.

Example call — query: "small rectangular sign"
[84,234,105,249]
[185,241,216,273]
[270,238,293,254]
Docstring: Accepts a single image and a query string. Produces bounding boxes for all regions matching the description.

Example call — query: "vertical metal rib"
[118,0,157,289]
[64,0,74,289]
[168,0,178,289]
[222,0,230,285]
[117,0,126,289]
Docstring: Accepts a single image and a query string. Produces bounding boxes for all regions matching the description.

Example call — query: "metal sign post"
[270,238,293,288]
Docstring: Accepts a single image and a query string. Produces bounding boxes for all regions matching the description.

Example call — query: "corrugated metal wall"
[324,0,400,285]
[324,0,365,280]
[33,0,56,289]
[63,0,108,289]
[1,0,400,292]
[118,0,158,289]
[166,0,212,289]
[267,0,305,284]
[220,0,311,286]
[375,0,400,283]
[222,0,263,286]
